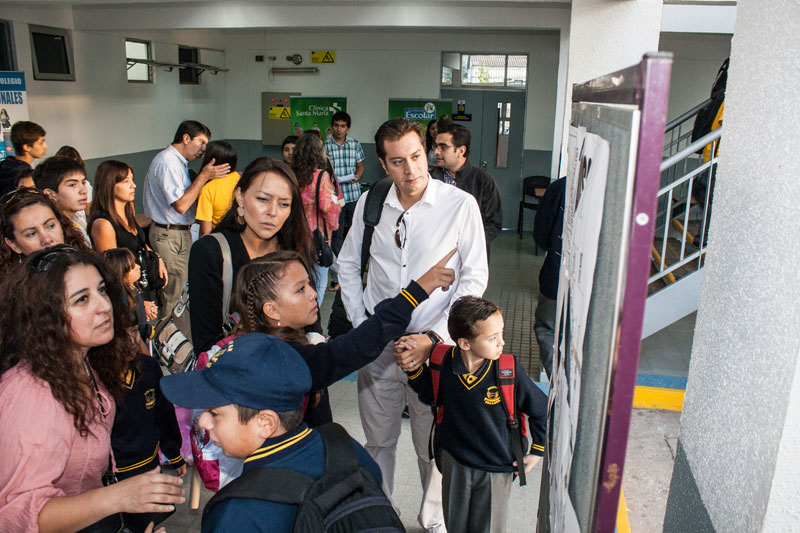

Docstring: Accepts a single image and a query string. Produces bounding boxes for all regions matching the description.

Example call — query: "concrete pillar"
[663,1,800,531]
[554,0,663,177]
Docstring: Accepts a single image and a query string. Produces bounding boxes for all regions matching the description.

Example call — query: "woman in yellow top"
[196,141,241,236]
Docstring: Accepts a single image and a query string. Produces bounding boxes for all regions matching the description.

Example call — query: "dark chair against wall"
[517,175,551,241]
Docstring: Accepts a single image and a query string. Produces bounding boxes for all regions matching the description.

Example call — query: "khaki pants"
[149,227,192,318]
[357,346,445,531]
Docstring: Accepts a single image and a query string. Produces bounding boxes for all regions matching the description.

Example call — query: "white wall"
[4,5,229,159]
[223,28,560,151]
[659,33,731,120]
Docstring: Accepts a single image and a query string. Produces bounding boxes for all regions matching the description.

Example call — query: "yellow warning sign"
[269,107,291,120]
[311,50,336,64]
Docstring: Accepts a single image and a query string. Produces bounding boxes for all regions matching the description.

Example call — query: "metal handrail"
[664,98,713,132]
[649,125,721,290]
[661,127,723,172]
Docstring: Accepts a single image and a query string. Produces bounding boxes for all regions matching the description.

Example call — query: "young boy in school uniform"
[160,333,384,533]
[399,295,548,533]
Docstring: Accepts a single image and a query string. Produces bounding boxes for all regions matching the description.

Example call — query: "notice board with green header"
[387,99,453,133]
[289,96,347,141]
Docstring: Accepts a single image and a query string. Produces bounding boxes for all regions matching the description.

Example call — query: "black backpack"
[327,178,393,338]
[202,423,405,533]
[691,57,729,147]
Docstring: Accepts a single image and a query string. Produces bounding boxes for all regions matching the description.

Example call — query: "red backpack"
[429,344,530,485]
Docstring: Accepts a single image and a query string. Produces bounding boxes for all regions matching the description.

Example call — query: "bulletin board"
[537,53,673,533]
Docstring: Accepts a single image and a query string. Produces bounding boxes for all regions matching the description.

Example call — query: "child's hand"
[174,464,187,477]
[144,301,158,321]
[394,334,429,372]
[416,248,457,294]
[514,455,541,474]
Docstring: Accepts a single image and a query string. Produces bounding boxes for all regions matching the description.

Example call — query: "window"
[29,25,75,81]
[440,52,528,89]
[126,39,152,83]
[178,46,199,85]
[0,20,16,71]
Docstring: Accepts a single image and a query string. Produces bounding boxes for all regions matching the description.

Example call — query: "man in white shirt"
[336,118,488,532]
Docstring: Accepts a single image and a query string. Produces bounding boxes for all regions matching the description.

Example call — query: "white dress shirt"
[336,176,488,344]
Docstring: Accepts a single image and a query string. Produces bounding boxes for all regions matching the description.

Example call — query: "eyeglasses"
[28,244,81,274]
[395,211,407,249]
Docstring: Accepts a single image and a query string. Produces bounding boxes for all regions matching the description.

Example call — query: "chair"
[517,175,551,241]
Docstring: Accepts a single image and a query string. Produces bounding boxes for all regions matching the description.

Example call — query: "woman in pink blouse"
[0,246,184,533]
[292,131,343,307]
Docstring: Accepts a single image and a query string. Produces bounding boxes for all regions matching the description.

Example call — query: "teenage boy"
[32,156,91,246]
[281,135,298,166]
[0,121,47,196]
[143,120,230,316]
[160,333,385,532]
[399,295,547,533]
[325,111,365,289]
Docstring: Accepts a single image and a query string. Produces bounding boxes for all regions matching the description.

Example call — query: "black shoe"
[401,406,410,419]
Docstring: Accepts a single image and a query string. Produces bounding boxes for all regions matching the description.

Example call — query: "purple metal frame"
[572,53,673,532]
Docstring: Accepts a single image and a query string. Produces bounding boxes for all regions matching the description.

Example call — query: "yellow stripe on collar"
[244,427,313,463]
[457,360,493,390]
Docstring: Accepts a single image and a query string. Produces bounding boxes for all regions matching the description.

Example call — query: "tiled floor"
[158,232,692,531]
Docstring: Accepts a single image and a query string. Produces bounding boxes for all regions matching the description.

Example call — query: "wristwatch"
[424,330,443,346]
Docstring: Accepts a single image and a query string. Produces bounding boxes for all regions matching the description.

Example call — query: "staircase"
[641,101,721,339]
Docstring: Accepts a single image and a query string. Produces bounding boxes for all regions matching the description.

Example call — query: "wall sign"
[0,72,30,161]
[311,51,336,64]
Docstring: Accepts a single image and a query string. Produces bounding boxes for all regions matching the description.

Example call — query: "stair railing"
[649,126,722,288]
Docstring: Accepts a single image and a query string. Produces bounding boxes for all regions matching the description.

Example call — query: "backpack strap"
[360,178,393,275]
[201,464,313,524]
[208,233,234,324]
[314,170,328,238]
[430,344,452,424]
[317,422,359,473]
[496,353,527,486]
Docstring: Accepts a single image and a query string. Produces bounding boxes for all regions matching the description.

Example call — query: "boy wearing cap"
[160,333,383,532]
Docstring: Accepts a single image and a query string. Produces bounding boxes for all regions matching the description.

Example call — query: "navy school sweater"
[202,423,381,533]
[111,353,185,474]
[407,345,547,473]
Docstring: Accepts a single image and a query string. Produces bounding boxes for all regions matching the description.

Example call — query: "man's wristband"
[424,330,443,346]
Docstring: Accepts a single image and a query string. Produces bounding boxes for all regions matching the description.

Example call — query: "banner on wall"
[289,97,347,141]
[387,99,453,134]
[0,72,30,162]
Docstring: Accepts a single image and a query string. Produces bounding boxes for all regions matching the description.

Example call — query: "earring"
[277,319,281,327]
[236,206,245,225]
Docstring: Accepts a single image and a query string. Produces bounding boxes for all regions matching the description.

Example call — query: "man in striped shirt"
[325,111,365,290]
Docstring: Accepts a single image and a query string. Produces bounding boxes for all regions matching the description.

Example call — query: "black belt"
[153,222,191,231]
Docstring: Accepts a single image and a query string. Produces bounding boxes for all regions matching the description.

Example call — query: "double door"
[441,88,526,229]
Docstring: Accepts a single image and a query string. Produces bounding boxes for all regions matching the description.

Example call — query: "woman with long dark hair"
[188,157,313,354]
[0,246,184,531]
[0,187,88,276]
[89,160,167,320]
[292,132,342,307]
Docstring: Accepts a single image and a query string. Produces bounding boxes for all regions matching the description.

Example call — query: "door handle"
[481,160,488,171]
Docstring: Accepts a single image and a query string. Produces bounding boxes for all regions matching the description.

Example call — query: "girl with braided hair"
[230,247,458,426]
